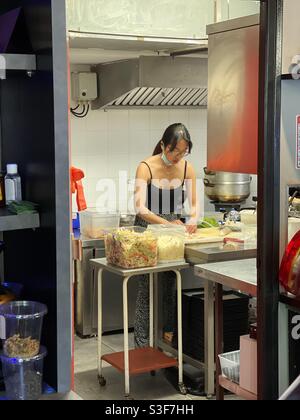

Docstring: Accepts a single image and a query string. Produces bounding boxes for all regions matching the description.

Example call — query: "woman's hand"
[169,220,184,226]
[185,224,197,234]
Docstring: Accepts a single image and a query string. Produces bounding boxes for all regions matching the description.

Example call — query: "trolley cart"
[91,258,189,400]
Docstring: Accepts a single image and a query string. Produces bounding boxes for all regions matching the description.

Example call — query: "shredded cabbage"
[105,229,157,268]
[156,235,185,262]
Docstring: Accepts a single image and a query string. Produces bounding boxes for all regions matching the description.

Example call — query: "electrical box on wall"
[71,72,98,101]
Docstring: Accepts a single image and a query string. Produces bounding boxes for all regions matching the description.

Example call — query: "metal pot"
[203,168,252,203]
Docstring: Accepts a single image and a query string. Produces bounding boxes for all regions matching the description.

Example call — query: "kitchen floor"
[74,334,239,401]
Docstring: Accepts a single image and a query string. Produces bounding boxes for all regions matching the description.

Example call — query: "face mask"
[161,147,173,166]
[161,152,173,166]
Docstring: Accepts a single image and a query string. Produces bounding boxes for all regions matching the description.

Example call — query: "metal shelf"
[219,376,257,400]
[0,208,40,232]
[281,74,300,80]
[102,347,178,375]
[1,54,36,72]
[157,339,206,371]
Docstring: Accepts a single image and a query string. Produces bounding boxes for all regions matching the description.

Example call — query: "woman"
[134,123,199,347]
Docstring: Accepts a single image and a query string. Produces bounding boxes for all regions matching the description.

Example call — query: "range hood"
[91,56,207,109]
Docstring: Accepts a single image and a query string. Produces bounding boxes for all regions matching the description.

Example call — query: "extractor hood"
[91,56,207,109]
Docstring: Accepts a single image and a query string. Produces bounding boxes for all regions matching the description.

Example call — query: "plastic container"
[240,210,257,225]
[232,227,257,250]
[218,350,240,384]
[5,164,22,205]
[104,226,158,269]
[72,212,80,230]
[0,301,48,358]
[147,225,186,264]
[1,346,47,400]
[120,213,136,227]
[79,209,120,239]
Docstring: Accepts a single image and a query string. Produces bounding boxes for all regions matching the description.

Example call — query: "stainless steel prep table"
[185,243,257,265]
[195,258,257,400]
[91,258,189,399]
[73,235,138,336]
[157,244,256,397]
[194,258,258,296]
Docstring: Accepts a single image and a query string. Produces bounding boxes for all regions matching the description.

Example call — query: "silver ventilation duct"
[91,56,207,109]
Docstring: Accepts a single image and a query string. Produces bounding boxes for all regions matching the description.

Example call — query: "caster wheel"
[206,394,214,400]
[98,376,107,387]
[150,371,156,377]
[125,395,134,400]
[178,383,187,395]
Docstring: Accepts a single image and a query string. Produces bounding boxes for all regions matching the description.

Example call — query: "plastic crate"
[218,350,240,384]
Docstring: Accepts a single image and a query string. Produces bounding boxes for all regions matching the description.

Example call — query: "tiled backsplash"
[70,107,257,214]
[71,108,208,214]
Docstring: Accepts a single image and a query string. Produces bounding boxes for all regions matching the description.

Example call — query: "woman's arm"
[185,162,199,233]
[134,163,173,225]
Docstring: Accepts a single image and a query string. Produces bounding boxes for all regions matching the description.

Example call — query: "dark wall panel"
[0,69,58,388]
[0,0,71,391]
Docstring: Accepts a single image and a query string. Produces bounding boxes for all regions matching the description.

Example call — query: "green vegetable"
[197,217,219,229]
[8,201,38,215]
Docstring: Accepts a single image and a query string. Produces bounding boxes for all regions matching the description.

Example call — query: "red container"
[280,230,300,296]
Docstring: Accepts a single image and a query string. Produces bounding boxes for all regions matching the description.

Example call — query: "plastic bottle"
[5,164,22,205]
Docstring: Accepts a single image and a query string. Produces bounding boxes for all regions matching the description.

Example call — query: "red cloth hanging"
[71,167,87,212]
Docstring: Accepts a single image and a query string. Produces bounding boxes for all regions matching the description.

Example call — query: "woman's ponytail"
[152,123,193,157]
[153,140,162,156]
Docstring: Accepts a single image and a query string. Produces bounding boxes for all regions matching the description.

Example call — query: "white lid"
[6,164,18,175]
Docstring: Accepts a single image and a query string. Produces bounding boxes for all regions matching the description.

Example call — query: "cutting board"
[184,228,226,245]
[184,228,246,245]
[184,236,225,245]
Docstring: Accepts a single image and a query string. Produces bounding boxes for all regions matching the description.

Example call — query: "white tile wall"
[71,108,208,213]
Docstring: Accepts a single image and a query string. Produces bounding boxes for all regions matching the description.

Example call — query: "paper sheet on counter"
[184,227,257,245]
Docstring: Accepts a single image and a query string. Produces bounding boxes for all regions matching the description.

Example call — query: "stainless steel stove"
[212,201,246,212]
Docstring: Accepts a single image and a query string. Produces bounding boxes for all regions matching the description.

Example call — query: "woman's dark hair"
[153,123,193,156]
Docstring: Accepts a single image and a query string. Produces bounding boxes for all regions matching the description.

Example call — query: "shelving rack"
[218,376,257,401]
[0,208,39,232]
[0,0,71,394]
[1,54,36,71]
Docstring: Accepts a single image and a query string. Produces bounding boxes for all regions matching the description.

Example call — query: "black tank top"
[141,161,188,215]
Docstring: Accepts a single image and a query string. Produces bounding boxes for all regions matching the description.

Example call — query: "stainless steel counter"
[185,243,257,265]
[73,235,104,249]
[0,208,40,232]
[195,258,257,296]
[75,234,257,264]
[194,258,257,398]
[73,237,137,337]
